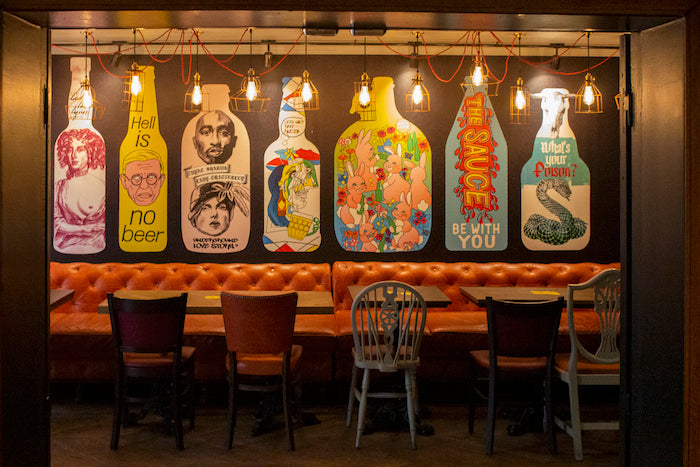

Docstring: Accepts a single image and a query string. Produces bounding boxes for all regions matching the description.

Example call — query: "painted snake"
[523,178,587,245]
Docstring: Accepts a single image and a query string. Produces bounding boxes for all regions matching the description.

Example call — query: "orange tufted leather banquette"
[50,262,334,383]
[331,261,620,381]
[50,260,620,385]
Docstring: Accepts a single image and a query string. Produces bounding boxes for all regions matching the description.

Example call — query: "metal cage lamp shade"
[299,69,320,111]
[230,68,270,112]
[575,72,603,114]
[461,56,499,96]
[509,77,530,124]
[230,29,270,113]
[405,71,430,112]
[354,71,376,121]
[184,72,209,113]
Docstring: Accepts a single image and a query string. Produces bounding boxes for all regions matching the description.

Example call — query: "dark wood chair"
[107,292,195,450]
[220,291,301,451]
[468,296,564,455]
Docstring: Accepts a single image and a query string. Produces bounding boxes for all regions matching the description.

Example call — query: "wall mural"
[181,84,251,252]
[444,82,508,251]
[263,77,321,252]
[521,88,590,250]
[334,76,432,252]
[118,66,168,252]
[53,57,106,254]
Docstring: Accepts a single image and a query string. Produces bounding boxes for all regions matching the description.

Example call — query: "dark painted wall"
[50,52,620,264]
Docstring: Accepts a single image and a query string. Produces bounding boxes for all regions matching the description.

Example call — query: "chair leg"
[467,373,476,434]
[405,369,417,450]
[173,388,184,450]
[545,373,557,455]
[346,365,358,427]
[282,363,295,451]
[355,368,370,448]
[568,379,584,461]
[485,373,496,455]
[226,369,237,450]
[111,375,123,450]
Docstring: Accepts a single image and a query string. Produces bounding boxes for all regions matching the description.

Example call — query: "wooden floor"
[51,382,619,466]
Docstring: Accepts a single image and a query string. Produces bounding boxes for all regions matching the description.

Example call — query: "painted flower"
[338,173,348,185]
[375,168,386,181]
[387,126,395,134]
[377,129,387,138]
[418,140,428,150]
[337,188,347,206]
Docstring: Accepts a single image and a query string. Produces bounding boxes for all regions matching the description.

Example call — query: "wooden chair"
[220,291,301,451]
[107,292,195,450]
[346,281,428,449]
[554,269,621,460]
[468,296,564,455]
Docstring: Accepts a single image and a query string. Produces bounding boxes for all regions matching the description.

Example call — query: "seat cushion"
[470,349,547,372]
[555,353,621,374]
[123,346,196,367]
[226,344,303,376]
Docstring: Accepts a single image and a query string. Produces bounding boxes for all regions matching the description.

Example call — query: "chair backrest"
[350,281,428,371]
[220,292,298,354]
[567,268,621,364]
[486,297,564,361]
[107,293,188,354]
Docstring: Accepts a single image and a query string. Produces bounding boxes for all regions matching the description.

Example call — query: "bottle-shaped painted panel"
[521,88,590,250]
[334,76,432,252]
[53,57,106,254]
[118,65,168,252]
[181,84,251,252]
[444,81,508,251]
[263,77,321,252]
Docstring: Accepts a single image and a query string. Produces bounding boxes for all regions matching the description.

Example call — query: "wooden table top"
[97,290,334,315]
[459,286,595,308]
[347,285,451,308]
[50,289,74,311]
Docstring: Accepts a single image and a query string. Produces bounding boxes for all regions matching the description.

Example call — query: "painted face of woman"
[194,197,231,236]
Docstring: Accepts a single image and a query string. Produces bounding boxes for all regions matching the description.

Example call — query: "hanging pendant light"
[72,30,104,120]
[298,31,319,110]
[575,32,603,114]
[510,33,530,124]
[461,32,498,96]
[123,28,144,111]
[354,37,376,120]
[405,32,430,112]
[185,30,208,113]
[230,28,270,112]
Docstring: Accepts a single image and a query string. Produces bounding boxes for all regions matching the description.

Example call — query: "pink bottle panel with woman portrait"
[53,57,106,254]
[180,84,251,252]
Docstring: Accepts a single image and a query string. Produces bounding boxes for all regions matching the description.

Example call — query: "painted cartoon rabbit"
[391,192,421,251]
[337,162,367,228]
[354,129,378,191]
[382,143,410,204]
[358,211,378,252]
[407,151,431,211]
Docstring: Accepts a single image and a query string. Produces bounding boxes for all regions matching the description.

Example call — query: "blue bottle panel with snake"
[521,88,590,251]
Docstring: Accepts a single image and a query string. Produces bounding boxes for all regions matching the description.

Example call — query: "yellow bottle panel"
[118,66,168,252]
